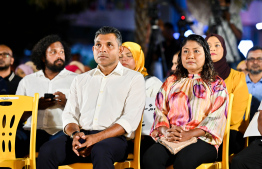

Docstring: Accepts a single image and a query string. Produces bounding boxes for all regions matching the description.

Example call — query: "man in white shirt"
[37,26,146,169]
[15,34,77,157]
[231,102,262,169]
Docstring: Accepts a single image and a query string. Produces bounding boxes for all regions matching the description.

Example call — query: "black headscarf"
[205,33,231,80]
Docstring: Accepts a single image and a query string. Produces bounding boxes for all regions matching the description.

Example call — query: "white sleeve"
[15,78,26,95]
[115,74,146,137]
[62,77,81,132]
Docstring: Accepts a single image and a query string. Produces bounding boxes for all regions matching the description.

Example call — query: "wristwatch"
[70,131,80,139]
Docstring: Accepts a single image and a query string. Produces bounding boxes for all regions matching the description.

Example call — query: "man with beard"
[0,44,22,94]
[246,46,262,120]
[15,34,77,157]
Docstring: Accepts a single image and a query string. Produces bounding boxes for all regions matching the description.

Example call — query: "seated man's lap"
[38,131,128,166]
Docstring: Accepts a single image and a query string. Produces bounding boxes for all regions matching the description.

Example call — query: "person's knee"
[38,141,56,157]
[231,154,244,167]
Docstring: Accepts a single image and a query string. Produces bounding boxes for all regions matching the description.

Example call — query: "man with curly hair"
[15,34,78,158]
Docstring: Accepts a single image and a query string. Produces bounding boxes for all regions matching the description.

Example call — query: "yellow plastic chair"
[0,93,39,169]
[59,117,143,169]
[166,93,234,169]
[229,93,252,162]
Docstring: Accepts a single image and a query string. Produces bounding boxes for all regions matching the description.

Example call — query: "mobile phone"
[44,93,55,101]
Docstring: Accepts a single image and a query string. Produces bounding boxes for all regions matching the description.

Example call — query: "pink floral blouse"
[151,74,229,150]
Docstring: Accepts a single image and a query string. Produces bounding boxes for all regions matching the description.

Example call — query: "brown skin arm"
[151,125,205,142]
[66,123,126,157]
[258,110,262,135]
[38,97,56,110]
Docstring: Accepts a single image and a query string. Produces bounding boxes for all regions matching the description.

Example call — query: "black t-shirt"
[3,71,22,94]
[0,76,8,94]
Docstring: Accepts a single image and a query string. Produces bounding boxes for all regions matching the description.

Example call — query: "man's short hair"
[246,46,262,58]
[94,26,122,46]
[31,34,71,70]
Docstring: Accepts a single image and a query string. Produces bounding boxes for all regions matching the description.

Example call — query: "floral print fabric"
[151,74,229,150]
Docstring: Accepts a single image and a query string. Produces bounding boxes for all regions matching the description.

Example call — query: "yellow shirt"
[224,69,249,133]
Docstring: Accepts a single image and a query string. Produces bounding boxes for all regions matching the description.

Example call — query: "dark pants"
[127,135,155,169]
[143,139,217,169]
[15,128,65,158]
[36,130,128,169]
[217,130,245,161]
[231,139,262,169]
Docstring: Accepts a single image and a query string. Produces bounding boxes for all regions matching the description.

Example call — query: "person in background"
[208,0,242,69]
[68,60,85,73]
[120,41,162,98]
[15,64,34,78]
[245,46,262,121]
[0,44,22,94]
[206,33,249,159]
[171,51,179,73]
[143,34,228,169]
[15,34,77,158]
[236,60,248,75]
[65,65,82,74]
[25,61,39,72]
[119,41,163,169]
[36,26,146,169]
[231,102,262,169]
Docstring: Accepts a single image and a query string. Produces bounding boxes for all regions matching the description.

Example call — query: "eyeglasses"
[236,68,247,72]
[246,57,262,62]
[0,53,11,59]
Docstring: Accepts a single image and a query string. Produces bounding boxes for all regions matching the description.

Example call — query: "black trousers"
[143,139,217,169]
[15,128,65,158]
[36,130,128,169]
[217,130,245,161]
[231,139,262,169]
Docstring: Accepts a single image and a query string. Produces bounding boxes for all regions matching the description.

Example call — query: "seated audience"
[15,63,34,78]
[120,41,162,97]
[25,61,39,72]
[171,51,179,73]
[143,34,228,169]
[36,26,146,169]
[236,60,248,75]
[69,60,85,73]
[231,102,262,169]
[206,34,249,157]
[119,41,163,169]
[15,34,77,157]
[0,44,22,94]
[245,46,262,120]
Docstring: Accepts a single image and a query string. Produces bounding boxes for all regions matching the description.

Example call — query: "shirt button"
[97,104,100,107]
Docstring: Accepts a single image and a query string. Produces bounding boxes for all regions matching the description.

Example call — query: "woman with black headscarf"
[205,33,249,159]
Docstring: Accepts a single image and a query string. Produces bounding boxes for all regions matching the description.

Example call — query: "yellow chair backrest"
[166,93,234,169]
[59,117,143,169]
[244,94,252,148]
[0,93,39,169]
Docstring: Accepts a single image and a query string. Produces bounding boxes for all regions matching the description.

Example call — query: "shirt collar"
[246,74,262,83]
[36,68,68,78]
[93,62,123,77]
[4,71,15,82]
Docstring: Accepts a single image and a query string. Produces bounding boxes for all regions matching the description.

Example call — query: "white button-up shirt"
[62,62,146,138]
[16,69,77,135]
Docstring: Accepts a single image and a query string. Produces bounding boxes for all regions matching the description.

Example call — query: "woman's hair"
[174,34,217,81]
[31,34,71,70]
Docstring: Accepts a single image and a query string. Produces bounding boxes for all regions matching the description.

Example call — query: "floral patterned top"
[151,74,229,150]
